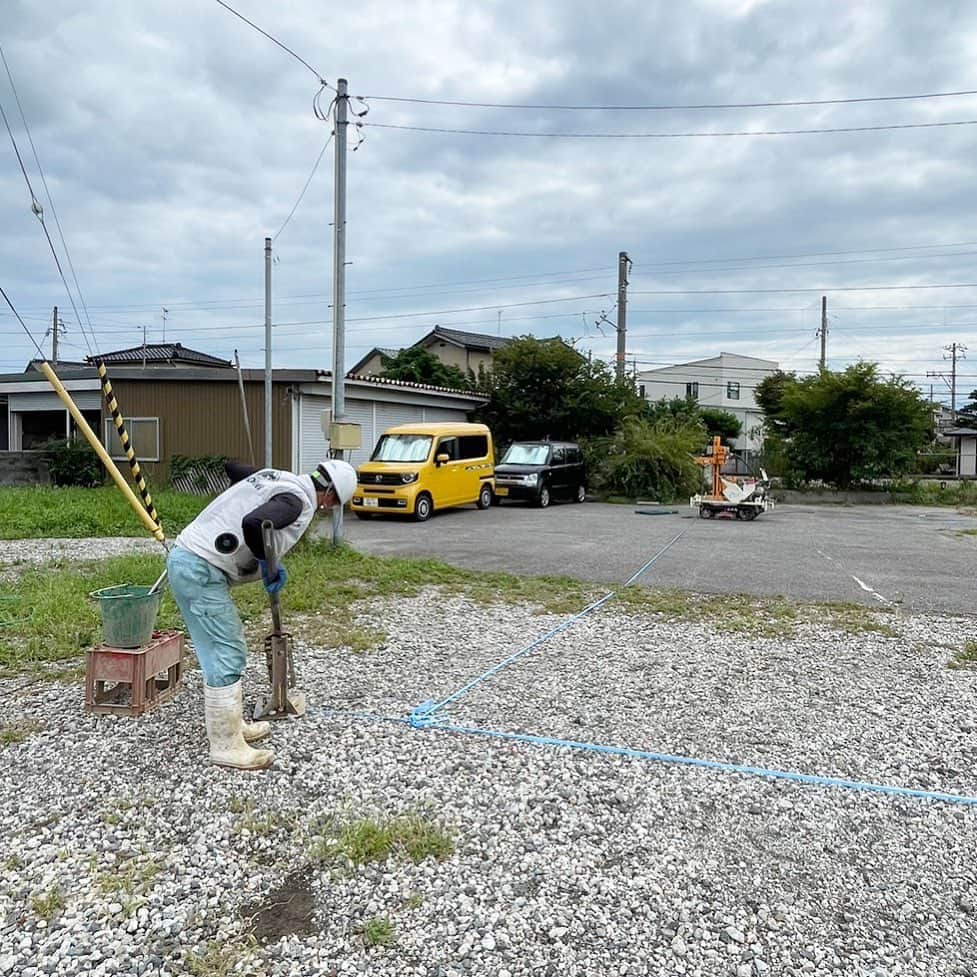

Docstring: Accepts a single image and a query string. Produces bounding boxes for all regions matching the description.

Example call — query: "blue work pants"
[166,546,248,688]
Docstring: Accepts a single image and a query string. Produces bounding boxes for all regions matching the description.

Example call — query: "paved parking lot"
[332,501,977,616]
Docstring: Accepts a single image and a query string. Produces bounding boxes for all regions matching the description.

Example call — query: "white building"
[637,352,779,452]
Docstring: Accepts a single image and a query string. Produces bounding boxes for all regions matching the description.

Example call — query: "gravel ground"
[0,543,976,976]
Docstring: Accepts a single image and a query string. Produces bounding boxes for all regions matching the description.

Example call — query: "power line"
[364,118,977,139]
[213,0,330,85]
[274,128,334,242]
[631,283,977,296]
[359,88,977,111]
[0,286,45,359]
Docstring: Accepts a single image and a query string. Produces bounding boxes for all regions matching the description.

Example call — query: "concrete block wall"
[0,451,52,485]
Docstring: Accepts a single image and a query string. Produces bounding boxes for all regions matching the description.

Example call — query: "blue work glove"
[257,559,287,595]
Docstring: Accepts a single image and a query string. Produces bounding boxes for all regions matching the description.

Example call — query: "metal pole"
[616,251,628,380]
[264,236,273,468]
[331,78,349,546]
[819,296,828,370]
[51,306,58,364]
[234,349,256,465]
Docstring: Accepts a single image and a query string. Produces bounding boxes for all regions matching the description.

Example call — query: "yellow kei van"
[352,422,495,522]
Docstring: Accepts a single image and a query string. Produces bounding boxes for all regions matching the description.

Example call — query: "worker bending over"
[167,460,357,771]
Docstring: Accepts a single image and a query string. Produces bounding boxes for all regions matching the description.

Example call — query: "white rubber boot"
[242,718,270,743]
[204,681,274,770]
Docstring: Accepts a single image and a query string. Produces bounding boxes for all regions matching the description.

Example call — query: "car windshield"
[501,444,551,465]
[371,434,432,463]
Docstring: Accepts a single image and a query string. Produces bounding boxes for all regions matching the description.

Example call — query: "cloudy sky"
[2,0,977,404]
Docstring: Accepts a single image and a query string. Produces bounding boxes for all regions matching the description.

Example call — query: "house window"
[685,382,699,399]
[104,417,160,462]
[727,382,740,400]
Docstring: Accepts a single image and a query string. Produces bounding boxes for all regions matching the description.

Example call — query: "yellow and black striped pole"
[94,359,163,536]
[38,362,166,545]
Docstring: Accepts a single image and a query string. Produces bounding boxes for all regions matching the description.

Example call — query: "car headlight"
[400,472,418,484]
[524,473,539,485]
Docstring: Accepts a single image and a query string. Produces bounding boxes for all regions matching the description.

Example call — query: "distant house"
[637,352,779,453]
[946,428,977,478]
[350,327,511,379]
[0,342,487,483]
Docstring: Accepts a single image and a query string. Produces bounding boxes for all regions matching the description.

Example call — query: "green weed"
[31,886,65,920]
[0,719,41,746]
[949,641,977,670]
[359,915,396,948]
[309,813,454,867]
[184,941,248,977]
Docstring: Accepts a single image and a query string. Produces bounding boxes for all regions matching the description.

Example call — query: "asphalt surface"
[330,501,977,617]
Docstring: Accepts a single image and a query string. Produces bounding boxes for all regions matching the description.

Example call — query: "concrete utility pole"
[51,306,58,364]
[616,251,630,380]
[264,236,273,468]
[161,306,168,342]
[818,295,828,370]
[946,341,967,423]
[926,340,968,424]
[331,78,349,545]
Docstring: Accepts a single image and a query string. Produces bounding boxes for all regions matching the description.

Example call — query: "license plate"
[363,497,379,508]
[494,486,508,496]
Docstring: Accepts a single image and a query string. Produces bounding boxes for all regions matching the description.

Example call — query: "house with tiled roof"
[351,327,511,379]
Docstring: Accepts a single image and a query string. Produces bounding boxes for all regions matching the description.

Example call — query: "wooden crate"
[85,630,185,717]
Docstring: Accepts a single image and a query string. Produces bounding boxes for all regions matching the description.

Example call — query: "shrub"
[594,415,705,502]
[43,438,103,487]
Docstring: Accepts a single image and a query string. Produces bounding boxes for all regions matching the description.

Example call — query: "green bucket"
[91,584,162,648]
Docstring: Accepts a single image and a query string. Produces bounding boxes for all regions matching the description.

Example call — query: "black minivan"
[493,441,586,507]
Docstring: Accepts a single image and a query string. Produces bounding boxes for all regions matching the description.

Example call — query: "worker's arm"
[225,461,261,484]
[241,492,304,559]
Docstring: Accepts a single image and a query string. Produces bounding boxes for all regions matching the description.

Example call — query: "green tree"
[378,347,470,390]
[757,363,932,489]
[473,336,644,444]
[643,397,740,443]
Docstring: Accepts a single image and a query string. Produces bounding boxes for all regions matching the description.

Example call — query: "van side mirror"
[436,453,450,466]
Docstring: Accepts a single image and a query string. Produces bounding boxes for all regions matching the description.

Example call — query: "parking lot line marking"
[851,574,894,605]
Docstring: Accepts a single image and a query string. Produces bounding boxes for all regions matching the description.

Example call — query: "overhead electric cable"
[365,119,977,139]
[0,286,46,359]
[1,44,97,356]
[360,88,977,111]
[213,0,330,84]
[274,128,334,241]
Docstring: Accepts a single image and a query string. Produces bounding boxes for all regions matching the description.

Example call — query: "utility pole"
[161,307,168,342]
[945,341,967,423]
[264,236,273,468]
[142,324,148,368]
[331,77,349,545]
[616,251,630,380]
[818,295,828,370]
[926,341,968,424]
[51,306,59,364]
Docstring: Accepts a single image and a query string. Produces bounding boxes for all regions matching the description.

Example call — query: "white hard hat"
[313,459,357,505]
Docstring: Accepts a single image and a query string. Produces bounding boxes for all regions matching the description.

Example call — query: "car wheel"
[413,492,433,522]
[537,486,551,508]
[354,512,373,520]
[477,484,493,509]
[574,484,586,503]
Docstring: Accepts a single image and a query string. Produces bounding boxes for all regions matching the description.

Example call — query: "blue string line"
[412,526,690,723]
[315,707,977,808]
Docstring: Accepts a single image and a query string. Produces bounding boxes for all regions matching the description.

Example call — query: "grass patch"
[0,486,210,539]
[0,719,42,746]
[949,641,977,670]
[184,941,254,977]
[889,480,977,508]
[309,813,454,867]
[614,587,897,638]
[31,886,65,920]
[95,855,162,915]
[955,528,977,538]
[359,916,396,948]
[0,541,587,672]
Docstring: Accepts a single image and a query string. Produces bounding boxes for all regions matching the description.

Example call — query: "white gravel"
[0,543,975,976]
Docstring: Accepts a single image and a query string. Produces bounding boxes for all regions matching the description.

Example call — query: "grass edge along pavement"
[0,539,927,679]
